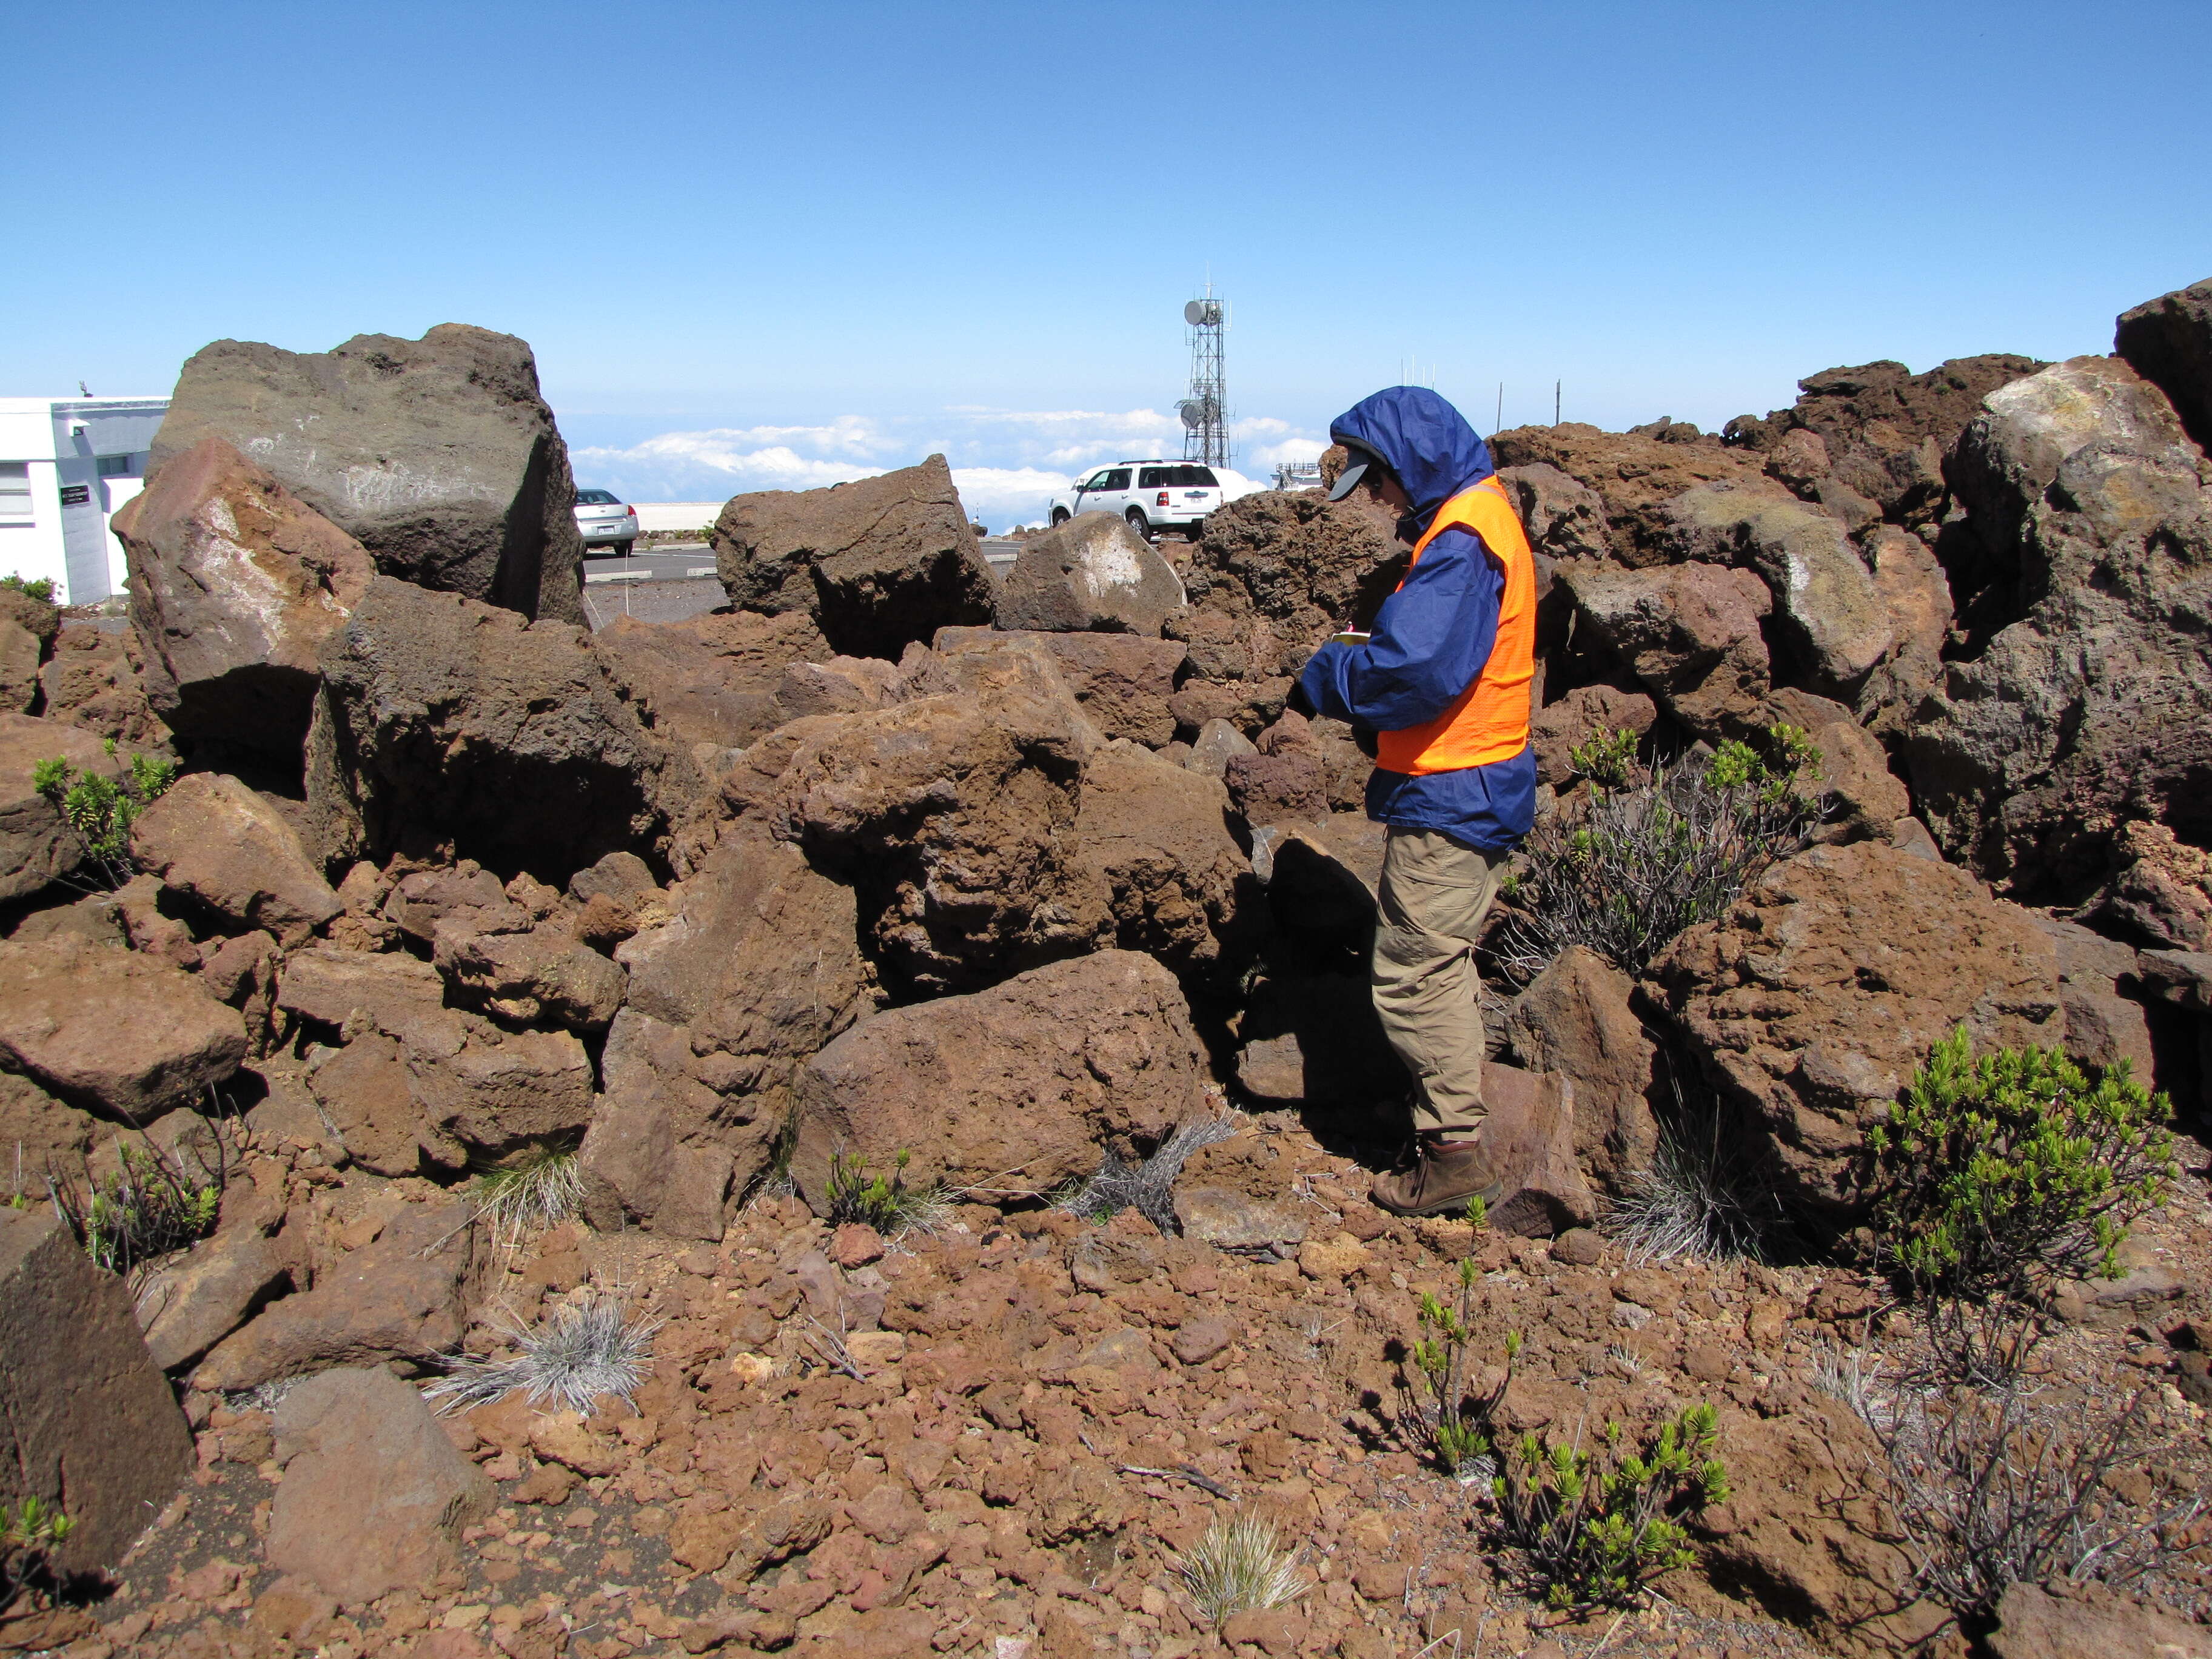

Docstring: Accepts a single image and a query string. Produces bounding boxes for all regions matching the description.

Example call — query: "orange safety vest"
[1374,475,1537,775]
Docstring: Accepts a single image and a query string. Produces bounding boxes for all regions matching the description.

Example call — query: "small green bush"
[33,742,177,885]
[50,1139,221,1275]
[824,1148,950,1237]
[1498,723,1825,979]
[1869,1027,2176,1305]
[1396,1197,1510,1473]
[2,1494,75,1611]
[0,574,56,605]
[1491,1405,1730,1610]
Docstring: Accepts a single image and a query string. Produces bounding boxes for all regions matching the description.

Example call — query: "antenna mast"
[1177,286,1228,468]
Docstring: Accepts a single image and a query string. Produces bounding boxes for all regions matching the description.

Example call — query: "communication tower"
[1177,287,1228,468]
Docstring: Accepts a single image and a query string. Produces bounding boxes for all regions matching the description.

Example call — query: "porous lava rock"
[765,644,1108,995]
[1852,526,1953,738]
[592,608,831,753]
[0,933,246,1120]
[1185,489,1405,643]
[1909,354,2212,894]
[266,1365,493,1605]
[1553,558,1772,739]
[0,712,122,900]
[993,512,1185,635]
[150,324,586,623]
[710,455,994,659]
[1070,739,1255,990]
[128,771,342,944]
[36,622,170,749]
[1504,946,1658,1198]
[1649,840,2067,1231]
[1480,1062,1598,1237]
[935,625,1184,748]
[2113,276,2212,452]
[134,1198,296,1373]
[112,437,374,754]
[1987,1581,2212,1659]
[1489,423,1772,564]
[1724,355,2048,527]
[1496,463,1614,561]
[1529,683,1657,787]
[0,617,39,714]
[0,1204,193,1577]
[306,576,699,879]
[789,950,1208,1202]
[0,1071,92,1197]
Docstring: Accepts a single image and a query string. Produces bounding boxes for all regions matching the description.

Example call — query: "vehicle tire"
[1050,508,1071,526]
[1125,508,1152,541]
[614,540,635,557]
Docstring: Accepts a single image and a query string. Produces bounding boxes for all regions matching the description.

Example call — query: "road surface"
[578,540,1027,630]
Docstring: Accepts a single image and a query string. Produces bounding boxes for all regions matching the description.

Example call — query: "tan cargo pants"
[1370,826,1503,1138]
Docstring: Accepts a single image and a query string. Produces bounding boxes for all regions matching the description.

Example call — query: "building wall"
[0,398,167,605]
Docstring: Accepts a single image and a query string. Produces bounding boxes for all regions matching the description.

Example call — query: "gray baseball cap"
[1327,441,1388,501]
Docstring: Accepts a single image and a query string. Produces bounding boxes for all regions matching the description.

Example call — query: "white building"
[0,397,170,606]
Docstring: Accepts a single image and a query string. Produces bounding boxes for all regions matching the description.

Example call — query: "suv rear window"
[1138,466,1218,489]
[575,489,618,505]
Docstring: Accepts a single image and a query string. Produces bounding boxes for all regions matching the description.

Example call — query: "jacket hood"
[1329,386,1495,529]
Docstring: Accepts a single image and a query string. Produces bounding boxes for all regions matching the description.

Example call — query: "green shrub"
[824,1148,950,1237]
[0,574,56,605]
[1491,1405,1730,1610]
[32,742,177,886]
[50,1138,221,1275]
[1869,1027,2176,1306]
[1396,1197,1510,1473]
[2,1495,75,1612]
[1498,724,1824,979]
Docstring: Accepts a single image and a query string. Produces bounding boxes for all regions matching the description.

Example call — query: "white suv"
[1048,460,1227,540]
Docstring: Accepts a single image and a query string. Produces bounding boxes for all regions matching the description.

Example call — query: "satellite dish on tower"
[1178,398,1213,430]
[1185,299,1222,327]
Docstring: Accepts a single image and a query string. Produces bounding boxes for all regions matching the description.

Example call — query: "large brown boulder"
[266,1366,493,1606]
[0,712,122,901]
[1988,1581,2212,1659]
[1184,489,1405,643]
[1647,840,2068,1232]
[1489,423,1772,564]
[2114,275,2212,452]
[585,829,883,1238]
[789,950,1208,1203]
[994,512,1185,635]
[709,455,994,659]
[934,626,1184,747]
[1554,559,1772,739]
[1496,463,1614,561]
[1504,946,1659,1198]
[0,933,247,1120]
[764,644,1108,994]
[1908,355,2212,894]
[129,771,342,944]
[1070,740,1255,990]
[0,618,39,715]
[306,576,699,879]
[36,622,171,749]
[591,608,831,753]
[113,437,374,754]
[1723,355,2048,528]
[0,1072,92,1198]
[150,324,586,623]
[0,1205,194,1577]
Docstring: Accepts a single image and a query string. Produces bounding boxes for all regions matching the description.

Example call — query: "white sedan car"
[574,488,639,556]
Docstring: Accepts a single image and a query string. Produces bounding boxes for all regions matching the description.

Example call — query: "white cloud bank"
[571,405,1327,530]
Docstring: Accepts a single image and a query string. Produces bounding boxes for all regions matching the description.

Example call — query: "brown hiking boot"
[1369,1133,1509,1218]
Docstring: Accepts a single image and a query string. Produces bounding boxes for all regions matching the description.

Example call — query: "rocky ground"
[5,284,2212,1659]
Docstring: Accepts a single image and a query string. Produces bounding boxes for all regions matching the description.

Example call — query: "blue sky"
[7,1,2208,526]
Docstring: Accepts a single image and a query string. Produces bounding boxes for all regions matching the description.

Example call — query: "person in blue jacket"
[1294,387,1540,1215]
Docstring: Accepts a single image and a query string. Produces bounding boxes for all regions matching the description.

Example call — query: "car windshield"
[575,489,619,505]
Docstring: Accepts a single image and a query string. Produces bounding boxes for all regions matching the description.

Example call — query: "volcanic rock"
[1529,684,1658,788]
[1234,970,1405,1105]
[1988,1581,2212,1659]
[1761,688,1911,841]
[1185,489,1405,642]
[306,1031,463,1177]
[1496,463,1614,561]
[276,943,447,1032]
[1504,947,1658,1198]
[935,626,1184,747]
[1489,423,1772,565]
[150,324,586,622]
[1070,739,1255,989]
[307,576,697,879]
[994,512,1185,635]
[2114,276,2212,452]
[0,712,123,900]
[431,916,626,1031]
[789,950,1208,1202]
[1224,750,1328,829]
[193,1196,475,1389]
[0,618,38,714]
[709,455,994,659]
[1852,525,1953,737]
[267,1365,493,1605]
[1649,840,2067,1230]
[1662,484,1895,700]
[134,1203,295,1372]
[1479,1062,1598,1236]
[0,933,246,1119]
[1910,354,2212,892]
[1555,558,1772,739]
[0,586,58,652]
[128,771,342,943]
[591,608,831,753]
[0,1204,193,1577]
[112,437,374,754]
[0,1072,92,1197]
[36,622,171,749]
